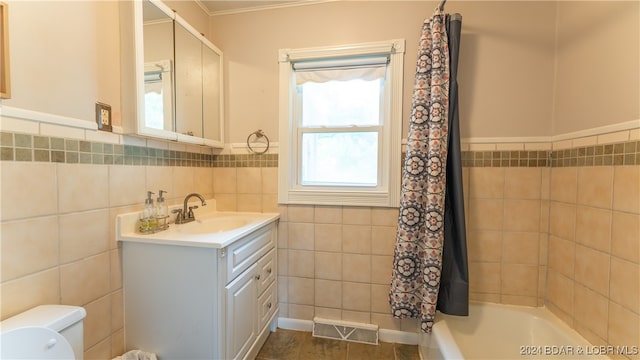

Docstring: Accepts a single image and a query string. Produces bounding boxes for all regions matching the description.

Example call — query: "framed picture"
[1,2,10,99]
[96,102,113,132]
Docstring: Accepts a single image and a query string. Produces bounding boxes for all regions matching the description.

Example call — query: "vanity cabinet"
[121,222,278,360]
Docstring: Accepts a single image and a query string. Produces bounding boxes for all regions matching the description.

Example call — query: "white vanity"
[117,206,279,360]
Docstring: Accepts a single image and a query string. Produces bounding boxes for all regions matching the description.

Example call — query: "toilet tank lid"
[1,305,87,333]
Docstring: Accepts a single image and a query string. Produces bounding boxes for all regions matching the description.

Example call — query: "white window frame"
[278,39,405,207]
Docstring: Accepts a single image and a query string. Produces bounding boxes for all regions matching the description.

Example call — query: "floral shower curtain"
[389,7,466,333]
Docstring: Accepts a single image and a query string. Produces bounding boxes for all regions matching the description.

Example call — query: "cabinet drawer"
[258,282,277,330]
[257,249,276,295]
[224,223,275,283]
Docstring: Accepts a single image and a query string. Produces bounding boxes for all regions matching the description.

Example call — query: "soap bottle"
[156,190,168,230]
[143,191,157,232]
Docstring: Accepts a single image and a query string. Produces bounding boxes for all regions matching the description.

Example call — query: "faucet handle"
[171,208,183,223]
[187,205,199,218]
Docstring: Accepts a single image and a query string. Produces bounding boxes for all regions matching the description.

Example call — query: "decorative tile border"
[0,131,277,168]
[2,131,638,169]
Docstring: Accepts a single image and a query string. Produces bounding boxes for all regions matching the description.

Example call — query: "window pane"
[300,79,381,127]
[301,132,378,186]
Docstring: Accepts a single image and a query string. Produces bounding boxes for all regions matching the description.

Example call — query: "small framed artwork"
[96,102,113,132]
[1,2,11,99]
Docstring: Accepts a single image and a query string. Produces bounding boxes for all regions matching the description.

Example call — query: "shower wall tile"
[314,279,342,308]
[288,222,315,250]
[609,257,639,314]
[467,230,502,262]
[343,207,372,225]
[342,282,371,312]
[608,302,640,355]
[611,211,639,263]
[468,198,504,230]
[314,224,342,252]
[573,284,609,341]
[500,295,537,307]
[287,277,314,305]
[574,245,610,297]
[613,166,640,213]
[342,225,371,254]
[550,167,577,203]
[342,254,371,283]
[371,208,399,226]
[504,168,541,199]
[501,264,538,296]
[503,199,540,232]
[370,255,393,285]
[546,270,574,317]
[287,205,315,223]
[468,168,504,198]
[548,236,575,278]
[549,202,576,241]
[575,206,611,252]
[577,167,614,209]
[502,232,539,265]
[371,225,396,255]
[314,206,342,224]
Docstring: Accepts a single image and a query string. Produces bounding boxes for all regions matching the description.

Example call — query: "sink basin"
[178,216,253,234]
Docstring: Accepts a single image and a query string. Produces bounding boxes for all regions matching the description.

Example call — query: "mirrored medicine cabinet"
[120,0,224,148]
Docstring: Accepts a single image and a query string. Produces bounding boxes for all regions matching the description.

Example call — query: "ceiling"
[198,0,324,15]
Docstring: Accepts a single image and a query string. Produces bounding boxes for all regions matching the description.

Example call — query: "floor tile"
[347,341,395,359]
[256,329,306,360]
[299,334,347,360]
[394,343,421,360]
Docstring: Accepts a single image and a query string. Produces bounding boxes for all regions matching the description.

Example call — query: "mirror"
[142,0,174,132]
[134,0,224,147]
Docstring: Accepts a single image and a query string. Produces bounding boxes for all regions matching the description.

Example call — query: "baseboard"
[276,317,418,345]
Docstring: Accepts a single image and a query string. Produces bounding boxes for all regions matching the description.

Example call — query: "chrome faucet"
[173,193,207,224]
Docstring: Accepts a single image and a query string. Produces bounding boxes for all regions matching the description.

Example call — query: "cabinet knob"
[266,268,272,274]
[267,302,272,309]
[255,274,261,280]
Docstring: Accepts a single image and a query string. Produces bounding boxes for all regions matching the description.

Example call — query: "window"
[278,40,405,207]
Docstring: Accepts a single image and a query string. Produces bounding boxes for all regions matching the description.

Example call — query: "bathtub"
[422,302,610,359]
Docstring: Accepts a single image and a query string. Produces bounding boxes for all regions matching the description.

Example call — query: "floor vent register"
[312,317,379,345]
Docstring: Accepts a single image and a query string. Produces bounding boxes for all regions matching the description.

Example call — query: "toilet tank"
[1,305,87,359]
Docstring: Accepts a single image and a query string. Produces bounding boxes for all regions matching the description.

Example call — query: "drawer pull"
[267,302,272,309]
[266,268,272,274]
[255,274,261,280]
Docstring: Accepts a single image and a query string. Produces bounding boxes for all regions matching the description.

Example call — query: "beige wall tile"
[501,295,537,307]
[343,254,371,283]
[1,216,58,281]
[539,200,550,232]
[550,167,577,204]
[370,255,392,285]
[539,233,548,265]
[546,302,573,329]
[1,162,58,220]
[315,279,341,308]
[84,295,112,349]
[541,168,550,200]
[573,284,609,340]
[502,232,539,265]
[470,292,501,303]
[371,208,399,226]
[145,166,175,202]
[288,250,314,278]
[314,307,341,321]
[59,210,110,264]
[573,324,606,349]
[237,194,262,212]
[342,282,370,312]
[371,226,396,255]
[343,207,371,225]
[111,328,125,358]
[503,199,540,232]
[262,194,279,213]
[370,284,391,313]
[287,205,315,223]
[111,290,123,331]
[574,245,610,297]
[469,262,501,294]
[314,224,342,252]
[60,252,111,306]
[546,270,574,316]
[342,225,371,254]
[609,257,639,314]
[613,166,640,214]
[575,205,612,253]
[288,277,314,305]
[212,168,237,194]
[469,168,504,199]
[577,166,614,209]
[468,199,504,231]
[501,264,537,296]
[370,313,402,331]
[342,310,370,324]
[278,276,288,303]
[237,168,262,194]
[287,304,314,320]
[193,167,214,197]
[109,249,122,291]
[213,194,236,211]
[278,223,288,249]
[504,168,541,200]
[467,230,502,263]
[288,222,314,250]
[314,252,342,280]
[172,167,195,201]
[549,202,576,241]
[108,165,146,208]
[608,301,640,352]
[261,168,278,194]
[611,211,639,263]
[84,337,111,360]
[548,236,575,278]
[0,268,60,320]
[314,206,342,224]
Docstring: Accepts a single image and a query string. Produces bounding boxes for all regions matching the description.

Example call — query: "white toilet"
[0,305,87,360]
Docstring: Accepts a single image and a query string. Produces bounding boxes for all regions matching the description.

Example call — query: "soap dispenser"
[156,190,168,230]
[141,191,157,232]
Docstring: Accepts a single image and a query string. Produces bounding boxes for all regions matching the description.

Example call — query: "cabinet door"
[225,263,258,360]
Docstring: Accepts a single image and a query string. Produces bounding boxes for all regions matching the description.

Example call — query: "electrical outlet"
[95,102,112,132]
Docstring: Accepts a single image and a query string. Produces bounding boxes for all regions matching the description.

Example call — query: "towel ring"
[246,129,270,154]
